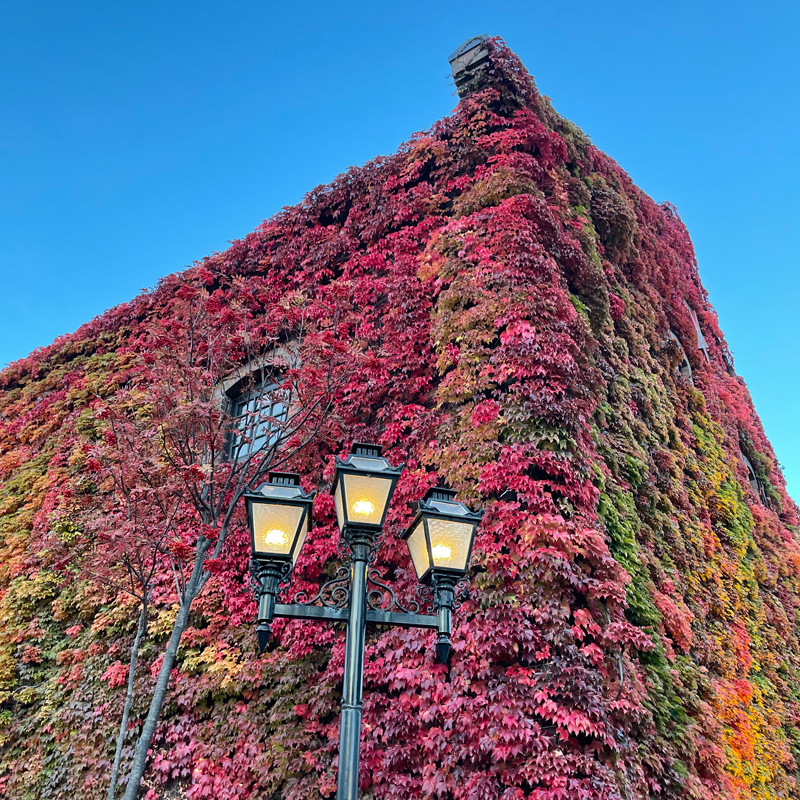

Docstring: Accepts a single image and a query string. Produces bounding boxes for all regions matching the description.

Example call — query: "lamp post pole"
[244,449,482,800]
[337,527,372,799]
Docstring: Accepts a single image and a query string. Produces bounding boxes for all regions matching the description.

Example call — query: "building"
[0,36,798,800]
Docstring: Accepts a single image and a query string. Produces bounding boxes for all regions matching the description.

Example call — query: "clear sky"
[1,1,798,500]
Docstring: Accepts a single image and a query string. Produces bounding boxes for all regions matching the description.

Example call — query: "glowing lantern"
[332,443,402,532]
[403,487,481,584]
[244,472,314,564]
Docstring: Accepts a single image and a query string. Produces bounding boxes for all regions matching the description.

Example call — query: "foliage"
[0,36,798,800]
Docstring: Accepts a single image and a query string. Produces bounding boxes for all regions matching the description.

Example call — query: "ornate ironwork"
[291,563,351,610]
[415,583,435,614]
[453,575,471,610]
[366,529,385,564]
[366,567,421,614]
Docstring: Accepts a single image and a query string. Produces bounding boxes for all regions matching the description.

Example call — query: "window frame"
[739,449,768,505]
[213,345,299,462]
[226,377,288,459]
[667,329,694,384]
[683,300,710,364]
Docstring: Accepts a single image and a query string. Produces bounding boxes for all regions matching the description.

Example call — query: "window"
[684,300,710,364]
[722,351,735,377]
[667,330,693,383]
[227,378,288,458]
[740,450,767,504]
[213,345,299,460]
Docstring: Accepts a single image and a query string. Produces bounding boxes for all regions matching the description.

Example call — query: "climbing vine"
[0,37,797,800]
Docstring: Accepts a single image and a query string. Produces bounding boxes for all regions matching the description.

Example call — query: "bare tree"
[71,392,184,800]
[114,284,347,799]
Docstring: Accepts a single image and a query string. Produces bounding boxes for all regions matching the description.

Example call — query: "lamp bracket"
[249,559,293,595]
[290,563,351,610]
[342,524,383,553]
[453,575,472,611]
[366,567,432,615]
[270,603,440,630]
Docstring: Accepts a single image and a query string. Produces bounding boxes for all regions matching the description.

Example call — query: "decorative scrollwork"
[249,563,261,595]
[366,568,421,614]
[453,575,471,610]
[367,530,386,565]
[415,583,435,614]
[291,563,351,609]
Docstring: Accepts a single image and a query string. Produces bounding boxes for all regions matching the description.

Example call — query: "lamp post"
[243,444,481,800]
[243,471,315,653]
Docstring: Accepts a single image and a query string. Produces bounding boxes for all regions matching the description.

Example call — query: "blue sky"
[1,1,797,500]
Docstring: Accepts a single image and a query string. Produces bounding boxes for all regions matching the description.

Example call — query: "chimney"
[448,35,491,99]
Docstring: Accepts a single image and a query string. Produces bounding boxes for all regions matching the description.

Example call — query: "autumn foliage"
[1,37,798,800]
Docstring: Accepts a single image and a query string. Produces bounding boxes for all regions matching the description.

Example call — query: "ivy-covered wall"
[0,38,797,800]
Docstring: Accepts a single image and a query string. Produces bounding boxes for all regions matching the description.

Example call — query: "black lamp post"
[243,444,481,800]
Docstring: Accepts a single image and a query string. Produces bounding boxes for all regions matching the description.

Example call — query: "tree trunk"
[108,599,148,800]
[121,541,209,800]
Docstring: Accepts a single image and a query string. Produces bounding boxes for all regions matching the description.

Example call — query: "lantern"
[403,487,481,584]
[244,472,314,565]
[332,443,402,531]
[244,472,314,653]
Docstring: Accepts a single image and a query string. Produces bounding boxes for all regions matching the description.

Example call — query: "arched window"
[227,376,288,458]
[739,450,767,504]
[667,330,693,383]
[211,344,299,461]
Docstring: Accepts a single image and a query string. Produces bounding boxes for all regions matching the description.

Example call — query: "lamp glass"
[334,480,346,530]
[338,473,394,527]
[294,513,310,560]
[405,519,431,580]
[426,517,475,572]
[428,499,469,516]
[251,502,304,559]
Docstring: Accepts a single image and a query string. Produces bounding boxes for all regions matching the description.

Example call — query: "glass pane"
[341,474,393,525]
[429,499,469,516]
[348,455,391,472]
[293,511,310,564]
[334,480,345,530]
[230,381,289,457]
[251,502,303,557]
[426,518,474,571]
[406,520,430,580]
[262,484,302,499]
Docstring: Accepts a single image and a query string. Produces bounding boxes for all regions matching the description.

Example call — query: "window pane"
[228,380,288,457]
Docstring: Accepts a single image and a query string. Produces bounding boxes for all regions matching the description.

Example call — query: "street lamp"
[332,443,401,532]
[403,486,482,664]
[330,443,403,800]
[244,472,314,652]
[243,445,482,800]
